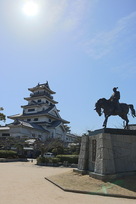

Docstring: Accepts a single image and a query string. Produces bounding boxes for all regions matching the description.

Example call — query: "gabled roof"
[8,104,70,124]
[28,82,56,94]
[24,105,55,115]
[8,114,22,119]
[46,120,66,132]
[24,95,58,104]
[21,101,45,108]
[8,105,55,119]
[49,120,62,128]
[9,120,49,133]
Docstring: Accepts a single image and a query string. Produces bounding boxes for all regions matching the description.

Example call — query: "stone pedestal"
[77,128,136,180]
[77,135,89,174]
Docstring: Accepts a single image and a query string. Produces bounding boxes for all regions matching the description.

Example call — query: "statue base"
[77,128,136,180]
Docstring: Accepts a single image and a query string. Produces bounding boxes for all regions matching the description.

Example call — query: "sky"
[0,0,136,135]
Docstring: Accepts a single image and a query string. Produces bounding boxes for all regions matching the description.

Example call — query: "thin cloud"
[39,0,91,32]
[60,0,91,31]
[83,11,136,59]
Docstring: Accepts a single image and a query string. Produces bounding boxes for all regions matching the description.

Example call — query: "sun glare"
[22,1,39,16]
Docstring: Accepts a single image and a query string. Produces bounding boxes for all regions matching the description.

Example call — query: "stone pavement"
[0,161,135,204]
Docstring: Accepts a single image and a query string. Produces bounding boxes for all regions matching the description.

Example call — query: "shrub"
[37,157,49,164]
[0,150,17,159]
[44,157,49,163]
[37,157,60,165]
[51,157,60,164]
[18,155,27,159]
[56,155,78,164]
[51,146,64,155]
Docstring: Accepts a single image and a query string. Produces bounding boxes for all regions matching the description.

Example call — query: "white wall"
[9,126,48,141]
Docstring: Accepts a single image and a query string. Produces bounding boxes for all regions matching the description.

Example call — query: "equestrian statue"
[94,87,136,129]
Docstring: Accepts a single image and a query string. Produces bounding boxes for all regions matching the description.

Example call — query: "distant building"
[0,82,70,141]
[128,124,136,130]
[65,133,80,143]
[0,126,10,138]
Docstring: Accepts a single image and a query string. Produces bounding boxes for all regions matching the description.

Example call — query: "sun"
[22,1,39,16]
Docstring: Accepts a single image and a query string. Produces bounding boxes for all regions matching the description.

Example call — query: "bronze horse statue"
[95,98,136,128]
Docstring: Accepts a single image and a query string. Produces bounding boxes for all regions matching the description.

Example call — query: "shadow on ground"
[45,170,136,199]
[110,175,136,193]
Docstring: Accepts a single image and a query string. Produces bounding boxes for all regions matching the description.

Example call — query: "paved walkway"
[0,161,135,204]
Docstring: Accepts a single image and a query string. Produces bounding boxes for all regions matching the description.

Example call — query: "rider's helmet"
[113,87,118,92]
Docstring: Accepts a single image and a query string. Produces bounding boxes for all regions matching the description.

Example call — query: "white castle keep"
[3,82,70,141]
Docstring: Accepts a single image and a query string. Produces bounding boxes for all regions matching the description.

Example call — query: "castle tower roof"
[28,82,55,94]
[24,82,58,104]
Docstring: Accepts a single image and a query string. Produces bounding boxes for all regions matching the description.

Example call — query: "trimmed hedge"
[0,150,18,159]
[56,155,78,164]
[51,157,60,164]
[37,157,60,164]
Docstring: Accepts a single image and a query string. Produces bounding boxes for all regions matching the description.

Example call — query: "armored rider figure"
[109,87,120,112]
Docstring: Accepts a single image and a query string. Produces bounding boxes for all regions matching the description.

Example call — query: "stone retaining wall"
[78,128,136,179]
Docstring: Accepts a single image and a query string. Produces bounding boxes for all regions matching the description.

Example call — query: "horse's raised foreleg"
[103,115,109,128]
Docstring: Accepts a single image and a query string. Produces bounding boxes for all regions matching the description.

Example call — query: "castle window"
[32,134,35,137]
[46,100,49,104]
[49,119,51,122]
[38,99,41,103]
[2,133,10,137]
[34,118,38,121]
[28,108,35,112]
[27,119,31,122]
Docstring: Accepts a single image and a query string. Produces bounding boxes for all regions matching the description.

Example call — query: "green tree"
[0,107,6,123]
[34,138,65,156]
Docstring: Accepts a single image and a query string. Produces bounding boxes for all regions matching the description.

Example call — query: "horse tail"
[128,104,136,117]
